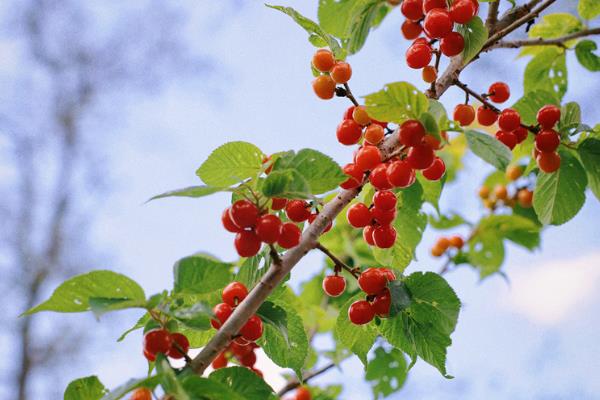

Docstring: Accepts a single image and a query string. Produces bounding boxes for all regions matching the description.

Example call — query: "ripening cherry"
[448,235,464,249]
[336,118,363,146]
[494,184,508,200]
[239,351,257,367]
[312,75,336,100]
[431,244,445,257]
[222,208,242,233]
[372,207,396,226]
[399,120,426,147]
[373,190,397,211]
[372,288,392,317]
[167,332,190,359]
[496,130,518,150]
[222,281,249,307]
[498,108,521,131]
[506,165,523,181]
[488,82,510,103]
[340,163,364,189]
[423,8,453,39]
[229,200,259,228]
[453,104,475,126]
[363,225,376,246]
[406,42,433,69]
[364,124,385,145]
[422,157,446,181]
[278,222,302,249]
[352,106,371,126]
[401,0,424,20]
[387,160,416,188]
[234,231,261,257]
[535,129,560,153]
[422,65,438,83]
[536,104,561,128]
[240,315,263,342]
[255,214,282,244]
[308,213,332,233]
[212,351,228,369]
[517,189,534,208]
[355,145,382,171]
[143,329,172,360]
[373,225,397,248]
[536,151,561,173]
[322,275,346,297]
[359,268,387,295]
[401,19,423,40]
[312,49,335,73]
[211,302,233,329]
[478,185,490,199]
[423,0,448,13]
[440,32,465,57]
[477,106,498,126]
[407,143,435,170]
[348,300,375,325]
[330,62,352,84]
[347,203,372,228]
[286,200,311,222]
[296,387,312,400]
[450,0,478,24]
[513,126,528,143]
[369,163,393,190]
[435,236,451,252]
[131,388,153,400]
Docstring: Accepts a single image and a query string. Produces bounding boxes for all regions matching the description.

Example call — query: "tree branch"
[493,0,543,33]
[491,27,600,49]
[277,362,336,397]
[486,1,500,33]
[315,242,359,279]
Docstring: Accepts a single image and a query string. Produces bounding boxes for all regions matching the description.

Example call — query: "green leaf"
[419,112,441,140]
[464,130,512,171]
[457,16,488,63]
[512,90,560,126]
[155,356,190,399]
[24,271,145,315]
[524,47,567,100]
[117,313,151,342]
[196,141,264,187]
[334,294,378,366]
[173,254,232,294]
[522,13,583,56]
[533,150,588,225]
[209,367,276,399]
[365,347,408,399]
[164,302,213,330]
[478,215,541,250]
[579,0,600,20]
[101,376,161,400]
[378,272,460,377]
[559,102,582,134]
[428,99,451,132]
[468,229,505,278]
[182,376,243,400]
[267,5,345,59]
[429,212,467,230]
[261,169,312,199]
[577,138,600,201]
[257,301,289,344]
[575,40,600,72]
[387,279,411,318]
[364,82,429,123]
[148,185,226,202]
[417,173,442,212]
[65,376,107,400]
[345,3,389,54]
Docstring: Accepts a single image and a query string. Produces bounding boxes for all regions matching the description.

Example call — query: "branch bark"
[486,1,500,33]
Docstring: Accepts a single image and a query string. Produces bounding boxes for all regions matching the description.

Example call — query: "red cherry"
[372,207,397,226]
[234,231,261,257]
[399,120,426,146]
[222,281,249,307]
[336,119,363,145]
[240,315,263,341]
[495,130,518,150]
[535,129,560,153]
[369,163,393,190]
[285,200,311,222]
[407,143,435,170]
[453,103,475,126]
[343,106,356,120]
[372,288,392,317]
[440,32,465,57]
[355,146,382,171]
[498,108,521,131]
[143,348,156,362]
[330,61,352,84]
[381,268,397,281]
[536,104,561,128]
[401,0,424,20]
[406,42,433,69]
[255,214,282,244]
[477,106,498,126]
[229,200,259,228]
[308,213,332,233]
[373,190,397,211]
[239,351,257,367]
[422,157,446,181]
[423,8,453,39]
[450,0,478,24]
[401,19,423,40]
[347,203,372,228]
[167,333,190,359]
[513,126,528,143]
[222,208,242,233]
[212,351,228,369]
[312,75,336,100]
[363,225,376,246]
[537,151,561,173]
[278,222,302,249]
[387,160,416,188]
[131,388,153,400]
[423,0,448,13]
[143,329,172,360]
[229,341,253,358]
[348,300,375,325]
[211,302,233,329]
[322,275,346,297]
[488,82,510,103]
[358,268,387,295]
[340,163,364,189]
[271,197,287,210]
[296,387,312,400]
[373,225,397,248]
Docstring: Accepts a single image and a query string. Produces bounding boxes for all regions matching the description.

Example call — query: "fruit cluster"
[211,340,263,377]
[142,328,190,362]
[311,49,352,100]
[211,282,264,343]
[336,105,388,146]
[348,268,397,325]
[430,234,464,257]
[347,190,398,249]
[533,104,562,173]
[478,166,534,210]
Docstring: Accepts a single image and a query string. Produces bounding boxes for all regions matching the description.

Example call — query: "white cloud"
[501,252,600,324]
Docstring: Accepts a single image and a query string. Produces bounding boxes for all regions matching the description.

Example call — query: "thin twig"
[315,242,359,279]
[491,27,600,50]
[276,362,336,396]
[343,83,360,106]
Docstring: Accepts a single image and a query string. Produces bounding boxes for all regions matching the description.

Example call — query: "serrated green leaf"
[334,294,378,366]
[533,150,587,225]
[209,367,276,399]
[417,173,442,212]
[524,47,567,100]
[65,376,107,400]
[575,39,600,72]
[261,169,312,199]
[387,279,411,318]
[182,376,243,400]
[428,99,451,131]
[559,102,582,133]
[464,130,512,171]
[257,301,289,344]
[365,347,408,399]
[468,229,505,278]
[457,17,488,63]
[478,214,541,250]
[164,302,213,330]
[579,0,600,20]
[419,111,441,140]
[274,149,346,194]
[577,138,600,201]
[155,356,190,399]
[196,141,264,187]
[173,254,232,294]
[24,271,145,315]
[364,82,429,123]
[512,90,560,126]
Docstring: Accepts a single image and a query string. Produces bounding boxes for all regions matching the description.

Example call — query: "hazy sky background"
[3,1,600,399]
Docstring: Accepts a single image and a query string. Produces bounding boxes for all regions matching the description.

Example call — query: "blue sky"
[3,1,600,398]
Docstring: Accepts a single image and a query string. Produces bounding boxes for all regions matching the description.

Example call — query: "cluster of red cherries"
[142,328,190,362]
[399,0,479,74]
[347,190,398,249]
[211,340,262,377]
[532,104,562,173]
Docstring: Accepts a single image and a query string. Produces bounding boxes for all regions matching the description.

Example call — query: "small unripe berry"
[364,123,385,145]
[352,106,371,126]
[517,189,534,208]
[494,184,508,200]
[422,65,438,83]
[330,62,352,84]
[505,165,522,181]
